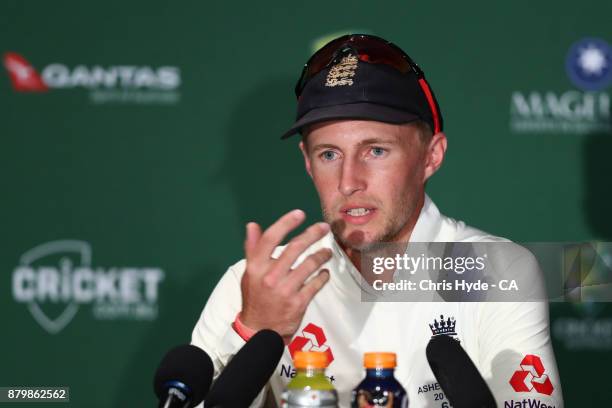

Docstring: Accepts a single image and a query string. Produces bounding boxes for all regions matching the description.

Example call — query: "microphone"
[426,335,497,408]
[205,329,284,408]
[153,344,214,408]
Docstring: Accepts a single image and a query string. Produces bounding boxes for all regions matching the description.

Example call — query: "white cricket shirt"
[192,196,563,407]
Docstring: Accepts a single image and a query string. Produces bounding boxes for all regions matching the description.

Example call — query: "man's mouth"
[340,206,377,225]
[344,208,372,216]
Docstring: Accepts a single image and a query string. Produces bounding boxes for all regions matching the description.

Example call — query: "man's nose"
[338,156,366,196]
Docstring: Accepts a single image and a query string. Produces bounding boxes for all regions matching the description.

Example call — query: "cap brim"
[280,102,420,139]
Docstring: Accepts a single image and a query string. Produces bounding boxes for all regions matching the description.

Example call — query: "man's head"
[299,119,446,251]
[283,34,447,250]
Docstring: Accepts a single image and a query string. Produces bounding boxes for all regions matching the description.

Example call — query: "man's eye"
[371,147,386,157]
[321,151,337,161]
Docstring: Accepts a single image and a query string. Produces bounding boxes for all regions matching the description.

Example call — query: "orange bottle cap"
[363,352,397,369]
[293,351,329,369]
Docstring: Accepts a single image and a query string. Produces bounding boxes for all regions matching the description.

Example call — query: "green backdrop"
[1,1,611,406]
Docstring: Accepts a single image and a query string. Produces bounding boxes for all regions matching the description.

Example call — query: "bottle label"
[281,389,338,407]
[353,390,408,408]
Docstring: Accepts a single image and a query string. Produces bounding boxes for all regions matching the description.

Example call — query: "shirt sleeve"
[190,259,269,408]
[477,250,564,407]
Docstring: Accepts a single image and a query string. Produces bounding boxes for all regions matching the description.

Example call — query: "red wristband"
[232,312,256,342]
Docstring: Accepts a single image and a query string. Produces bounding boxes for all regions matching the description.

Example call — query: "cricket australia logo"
[429,314,459,341]
[12,240,165,334]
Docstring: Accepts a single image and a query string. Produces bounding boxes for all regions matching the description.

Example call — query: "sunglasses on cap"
[294,33,442,134]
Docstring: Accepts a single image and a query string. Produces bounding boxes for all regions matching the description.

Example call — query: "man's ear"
[299,141,313,178]
[423,132,447,181]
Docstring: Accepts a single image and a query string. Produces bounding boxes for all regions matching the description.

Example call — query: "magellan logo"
[509,37,611,134]
[288,323,334,364]
[3,52,181,104]
[565,38,611,91]
[12,240,165,334]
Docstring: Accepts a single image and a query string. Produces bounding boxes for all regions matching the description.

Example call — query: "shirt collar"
[322,194,445,297]
[409,194,444,242]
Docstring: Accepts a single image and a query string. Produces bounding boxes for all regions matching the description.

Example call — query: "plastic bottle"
[351,352,408,408]
[281,351,338,407]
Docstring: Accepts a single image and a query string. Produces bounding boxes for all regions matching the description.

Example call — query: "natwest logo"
[3,52,181,104]
[509,354,554,396]
[288,323,334,364]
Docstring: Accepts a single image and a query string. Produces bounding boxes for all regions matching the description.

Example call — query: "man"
[192,34,563,407]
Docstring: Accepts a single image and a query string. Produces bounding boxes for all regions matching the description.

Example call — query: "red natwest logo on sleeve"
[509,354,554,396]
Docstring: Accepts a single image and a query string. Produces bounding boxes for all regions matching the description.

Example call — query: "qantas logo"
[288,322,334,364]
[3,53,48,92]
[509,354,554,396]
[3,51,181,104]
[3,52,180,91]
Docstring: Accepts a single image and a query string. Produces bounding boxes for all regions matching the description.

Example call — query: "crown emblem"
[325,54,358,88]
[429,314,457,337]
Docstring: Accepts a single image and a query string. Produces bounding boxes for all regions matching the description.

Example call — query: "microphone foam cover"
[205,329,284,408]
[426,335,496,408]
[153,344,214,406]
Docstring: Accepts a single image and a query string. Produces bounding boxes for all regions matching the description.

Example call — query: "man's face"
[300,119,434,251]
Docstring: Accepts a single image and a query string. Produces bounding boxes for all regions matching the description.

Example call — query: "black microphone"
[426,335,497,408]
[205,329,284,408]
[153,344,214,408]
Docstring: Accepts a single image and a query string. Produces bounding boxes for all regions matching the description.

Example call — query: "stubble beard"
[321,195,416,252]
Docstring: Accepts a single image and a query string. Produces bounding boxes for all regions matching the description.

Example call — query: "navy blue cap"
[281,52,442,139]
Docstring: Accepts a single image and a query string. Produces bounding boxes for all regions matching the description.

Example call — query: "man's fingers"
[283,248,333,291]
[299,269,330,301]
[253,209,306,262]
[244,222,262,259]
[273,222,330,276]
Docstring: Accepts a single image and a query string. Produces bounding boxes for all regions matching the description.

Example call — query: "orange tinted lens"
[303,36,351,81]
[350,37,411,73]
[298,35,412,95]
